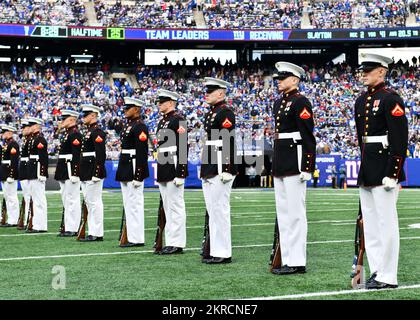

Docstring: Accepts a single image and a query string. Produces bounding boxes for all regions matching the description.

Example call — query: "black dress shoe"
[25,229,47,233]
[160,246,183,255]
[58,231,78,237]
[366,279,398,290]
[272,265,306,275]
[0,223,17,227]
[202,256,213,263]
[366,272,377,285]
[205,257,232,264]
[119,242,144,248]
[79,235,103,242]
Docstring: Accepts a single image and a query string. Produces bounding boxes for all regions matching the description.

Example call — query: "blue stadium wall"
[101,157,420,188]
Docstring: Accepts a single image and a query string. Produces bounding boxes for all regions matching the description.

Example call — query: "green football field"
[0,187,419,300]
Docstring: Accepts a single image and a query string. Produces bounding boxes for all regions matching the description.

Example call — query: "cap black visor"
[358,62,386,72]
[82,111,94,118]
[276,72,298,80]
[205,85,222,94]
[156,97,173,104]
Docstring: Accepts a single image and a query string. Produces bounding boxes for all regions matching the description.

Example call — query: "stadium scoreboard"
[0,24,419,42]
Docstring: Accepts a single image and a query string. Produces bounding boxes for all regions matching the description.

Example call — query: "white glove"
[220,172,234,184]
[91,176,101,183]
[6,177,14,183]
[174,178,185,187]
[70,176,80,184]
[299,172,312,182]
[132,180,142,188]
[38,176,47,182]
[382,177,398,191]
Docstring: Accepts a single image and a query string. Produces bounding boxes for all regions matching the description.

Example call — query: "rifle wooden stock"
[59,207,65,234]
[269,217,282,272]
[76,200,88,241]
[26,198,34,231]
[1,198,7,225]
[351,204,365,289]
[153,197,166,253]
[201,211,210,259]
[119,209,128,246]
[17,198,26,229]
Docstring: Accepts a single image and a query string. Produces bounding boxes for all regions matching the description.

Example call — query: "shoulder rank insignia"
[222,118,233,128]
[177,126,186,134]
[10,148,17,155]
[139,132,147,142]
[72,139,80,146]
[37,143,44,149]
[391,104,404,117]
[299,108,312,120]
[95,136,104,143]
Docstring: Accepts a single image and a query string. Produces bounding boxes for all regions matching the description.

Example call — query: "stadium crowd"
[0,0,87,25]
[308,0,408,29]
[202,0,303,29]
[0,58,419,161]
[94,0,196,28]
[0,0,418,29]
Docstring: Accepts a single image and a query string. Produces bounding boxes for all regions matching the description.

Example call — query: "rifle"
[76,200,88,241]
[119,209,128,246]
[17,198,26,230]
[0,198,7,226]
[153,196,166,253]
[26,198,34,231]
[269,217,282,272]
[201,210,211,259]
[351,203,365,289]
[59,207,65,234]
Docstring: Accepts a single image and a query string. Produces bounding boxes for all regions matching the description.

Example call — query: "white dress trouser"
[202,175,235,258]
[59,180,81,233]
[158,181,187,248]
[359,185,400,285]
[121,181,145,244]
[2,181,19,225]
[273,175,308,267]
[20,180,31,223]
[81,180,104,237]
[29,179,48,231]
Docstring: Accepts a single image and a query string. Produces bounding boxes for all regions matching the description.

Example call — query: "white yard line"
[242,284,420,300]
[1,237,420,262]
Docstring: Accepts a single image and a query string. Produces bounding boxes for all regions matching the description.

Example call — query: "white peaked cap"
[359,53,393,69]
[124,97,142,106]
[27,117,44,125]
[81,104,101,115]
[1,124,17,132]
[21,119,30,127]
[61,109,80,117]
[204,77,230,89]
[275,61,305,78]
[156,89,181,101]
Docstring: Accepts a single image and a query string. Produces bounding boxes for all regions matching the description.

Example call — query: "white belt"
[158,146,177,153]
[1,160,11,165]
[121,149,136,156]
[205,140,223,147]
[29,155,39,160]
[362,135,389,148]
[205,140,223,175]
[274,132,302,142]
[20,157,29,162]
[58,154,73,160]
[82,152,95,157]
